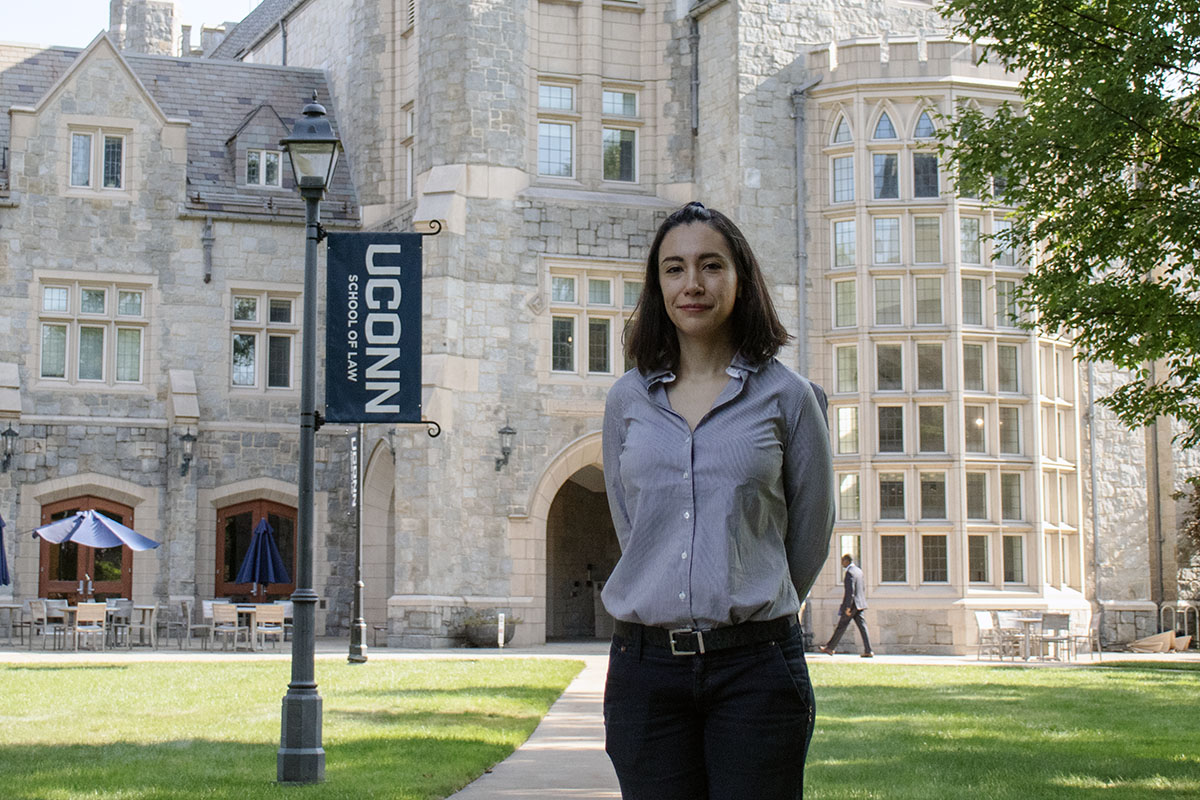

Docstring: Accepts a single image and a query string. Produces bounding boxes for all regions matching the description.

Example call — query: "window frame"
[873,217,901,266]
[878,473,906,521]
[872,152,900,199]
[229,290,299,391]
[831,156,854,203]
[921,534,949,583]
[912,152,939,198]
[601,126,638,183]
[548,264,641,379]
[833,219,856,268]
[838,472,861,521]
[913,216,942,264]
[877,405,905,453]
[245,148,283,188]
[880,533,908,582]
[833,279,857,328]
[68,127,127,192]
[873,275,902,324]
[37,281,148,387]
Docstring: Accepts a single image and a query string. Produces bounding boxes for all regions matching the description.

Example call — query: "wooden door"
[39,496,134,601]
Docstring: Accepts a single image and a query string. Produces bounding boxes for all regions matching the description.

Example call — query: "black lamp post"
[1,424,17,473]
[277,93,340,785]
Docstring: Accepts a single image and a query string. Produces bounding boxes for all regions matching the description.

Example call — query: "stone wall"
[249,0,393,209]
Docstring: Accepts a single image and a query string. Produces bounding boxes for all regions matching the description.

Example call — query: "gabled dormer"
[6,33,189,204]
[225,105,291,192]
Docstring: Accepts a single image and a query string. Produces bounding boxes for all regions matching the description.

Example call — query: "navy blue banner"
[325,233,422,423]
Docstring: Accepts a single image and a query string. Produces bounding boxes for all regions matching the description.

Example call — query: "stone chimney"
[109,0,177,55]
[200,25,231,56]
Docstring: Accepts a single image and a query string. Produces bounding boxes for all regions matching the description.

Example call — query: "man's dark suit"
[823,562,872,654]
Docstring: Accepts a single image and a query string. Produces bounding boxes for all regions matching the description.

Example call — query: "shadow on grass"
[0,731,516,800]
[6,663,130,672]
[807,667,1200,800]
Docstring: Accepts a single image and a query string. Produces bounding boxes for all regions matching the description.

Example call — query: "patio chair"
[13,599,33,646]
[994,611,1026,658]
[212,602,249,650]
[105,598,133,647]
[126,601,157,648]
[1036,613,1072,660]
[974,610,1014,661]
[254,604,286,650]
[71,602,107,651]
[1071,612,1102,661]
[279,600,293,641]
[28,599,65,650]
[169,599,212,650]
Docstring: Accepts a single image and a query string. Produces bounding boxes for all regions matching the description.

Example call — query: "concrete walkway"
[3,636,1197,800]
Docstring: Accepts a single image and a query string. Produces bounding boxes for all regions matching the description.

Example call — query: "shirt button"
[681,551,688,559]
[683,470,689,479]
[683,511,690,520]
[679,592,687,600]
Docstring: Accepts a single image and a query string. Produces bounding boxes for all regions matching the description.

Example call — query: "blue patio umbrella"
[234,518,290,596]
[0,512,10,586]
[33,509,160,551]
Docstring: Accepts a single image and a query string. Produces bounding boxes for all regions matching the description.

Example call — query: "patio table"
[0,603,22,644]
[236,605,259,650]
[1016,616,1042,660]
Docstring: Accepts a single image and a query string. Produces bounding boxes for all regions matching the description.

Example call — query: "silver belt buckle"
[669,628,705,656]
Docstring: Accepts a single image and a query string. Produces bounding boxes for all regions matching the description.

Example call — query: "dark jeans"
[825,608,871,653]
[604,623,815,800]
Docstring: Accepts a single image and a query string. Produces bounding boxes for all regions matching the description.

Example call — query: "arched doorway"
[362,441,396,638]
[545,465,620,640]
[39,496,135,601]
[215,499,297,601]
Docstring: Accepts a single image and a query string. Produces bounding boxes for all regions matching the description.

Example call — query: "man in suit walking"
[820,554,874,657]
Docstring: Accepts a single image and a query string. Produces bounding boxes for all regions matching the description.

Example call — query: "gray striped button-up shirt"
[601,353,835,630]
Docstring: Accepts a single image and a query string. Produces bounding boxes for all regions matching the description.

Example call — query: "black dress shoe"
[861,652,874,658]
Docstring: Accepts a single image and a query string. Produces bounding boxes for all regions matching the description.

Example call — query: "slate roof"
[207,0,305,61]
[0,40,357,223]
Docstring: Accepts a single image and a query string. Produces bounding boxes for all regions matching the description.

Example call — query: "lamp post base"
[349,618,368,663]
[278,690,325,784]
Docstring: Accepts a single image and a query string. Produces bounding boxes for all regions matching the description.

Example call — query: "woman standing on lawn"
[601,201,835,799]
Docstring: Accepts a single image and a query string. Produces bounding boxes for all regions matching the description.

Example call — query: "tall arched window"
[216,499,297,600]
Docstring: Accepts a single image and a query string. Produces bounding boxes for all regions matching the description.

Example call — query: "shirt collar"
[640,352,761,389]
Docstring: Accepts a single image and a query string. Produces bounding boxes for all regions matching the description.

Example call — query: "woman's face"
[657,222,739,347]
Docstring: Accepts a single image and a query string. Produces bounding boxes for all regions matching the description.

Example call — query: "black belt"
[614,616,795,656]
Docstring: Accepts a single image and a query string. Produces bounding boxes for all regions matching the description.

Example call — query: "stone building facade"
[0,0,1194,653]
[0,32,359,635]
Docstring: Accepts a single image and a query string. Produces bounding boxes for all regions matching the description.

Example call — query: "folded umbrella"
[234,518,290,596]
[33,509,160,551]
[0,512,10,586]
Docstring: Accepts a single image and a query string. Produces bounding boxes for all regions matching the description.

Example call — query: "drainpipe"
[1088,361,1104,641]
[1150,360,1166,626]
[689,18,700,136]
[279,18,288,66]
[790,77,822,378]
[201,216,215,284]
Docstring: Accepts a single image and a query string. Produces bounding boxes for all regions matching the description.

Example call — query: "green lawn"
[2,657,1197,800]
[806,661,1200,799]
[0,658,582,800]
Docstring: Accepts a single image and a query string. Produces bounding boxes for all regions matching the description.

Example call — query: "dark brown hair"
[624,202,790,372]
